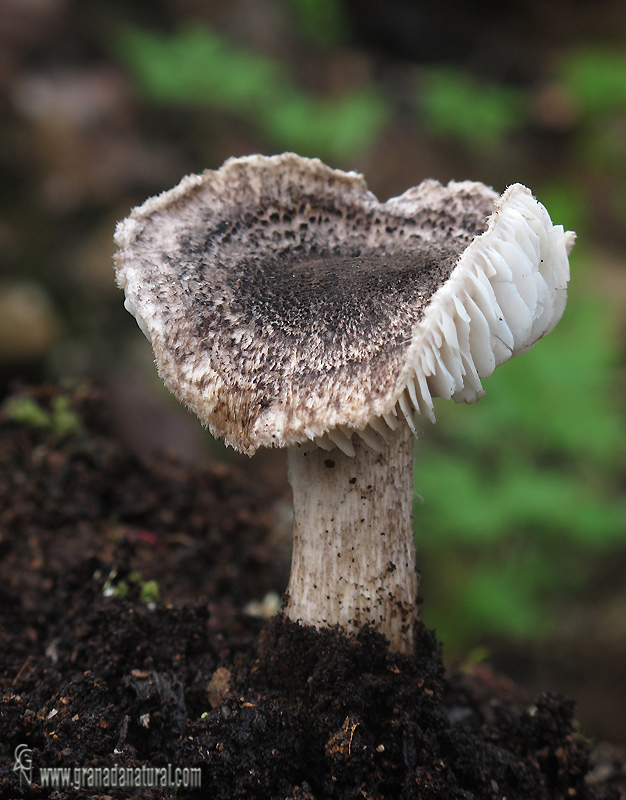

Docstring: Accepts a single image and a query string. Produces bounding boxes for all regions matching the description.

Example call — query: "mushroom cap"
[114,153,573,455]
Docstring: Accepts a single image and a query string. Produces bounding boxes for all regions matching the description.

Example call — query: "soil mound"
[0,386,620,799]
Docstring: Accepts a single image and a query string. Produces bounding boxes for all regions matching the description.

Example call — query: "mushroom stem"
[285,424,418,653]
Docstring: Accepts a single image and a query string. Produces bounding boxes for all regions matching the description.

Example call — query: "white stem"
[285,425,418,653]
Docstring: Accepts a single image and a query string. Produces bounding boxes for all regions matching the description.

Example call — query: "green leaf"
[115,25,390,160]
[140,580,160,604]
[116,26,288,109]
[2,396,51,429]
[416,448,625,549]
[419,69,526,147]
[50,396,83,436]
[415,449,508,545]
[422,552,556,647]
[561,48,626,116]
[265,90,389,158]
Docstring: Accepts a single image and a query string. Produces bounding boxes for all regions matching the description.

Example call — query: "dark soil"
[0,386,623,799]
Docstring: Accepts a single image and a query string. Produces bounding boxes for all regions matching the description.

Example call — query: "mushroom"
[114,153,574,654]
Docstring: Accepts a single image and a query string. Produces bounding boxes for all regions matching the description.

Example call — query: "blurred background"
[0,0,625,744]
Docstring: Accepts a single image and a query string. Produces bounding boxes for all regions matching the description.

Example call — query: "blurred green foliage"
[115,25,389,160]
[560,49,626,179]
[285,0,347,46]
[100,567,160,605]
[561,48,626,116]
[3,394,84,436]
[419,69,526,148]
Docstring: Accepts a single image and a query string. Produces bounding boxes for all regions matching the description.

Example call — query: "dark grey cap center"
[229,246,459,342]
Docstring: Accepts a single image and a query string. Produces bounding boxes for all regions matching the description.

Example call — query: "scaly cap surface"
[114,153,573,455]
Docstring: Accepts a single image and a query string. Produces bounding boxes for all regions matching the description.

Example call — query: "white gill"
[319,184,572,455]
